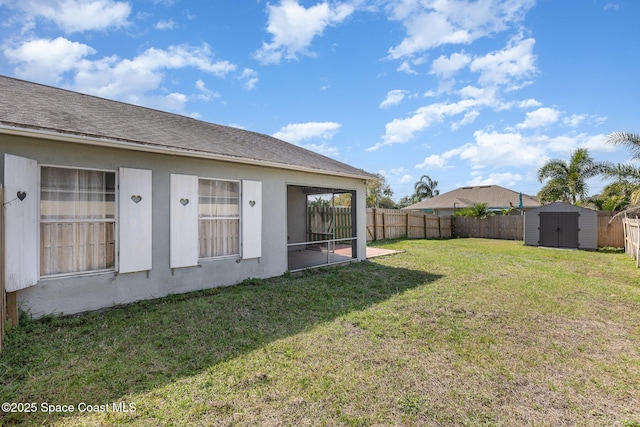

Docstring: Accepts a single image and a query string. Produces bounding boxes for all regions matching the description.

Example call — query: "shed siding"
[523,211,539,246]
[577,209,598,250]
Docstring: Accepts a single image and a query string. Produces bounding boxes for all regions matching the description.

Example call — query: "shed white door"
[3,154,39,292]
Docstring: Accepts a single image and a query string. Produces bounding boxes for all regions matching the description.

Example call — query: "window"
[40,166,116,276]
[171,175,260,268]
[198,178,240,258]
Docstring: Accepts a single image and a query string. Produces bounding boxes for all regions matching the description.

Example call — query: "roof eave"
[0,125,373,181]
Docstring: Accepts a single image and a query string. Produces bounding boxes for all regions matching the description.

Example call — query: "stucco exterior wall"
[286,186,307,249]
[1,134,367,317]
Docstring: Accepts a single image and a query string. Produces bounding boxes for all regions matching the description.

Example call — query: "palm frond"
[606,131,640,160]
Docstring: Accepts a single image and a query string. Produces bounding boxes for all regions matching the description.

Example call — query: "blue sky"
[1,0,639,201]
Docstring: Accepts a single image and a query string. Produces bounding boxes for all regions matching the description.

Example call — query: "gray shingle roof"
[402,185,540,210]
[0,75,376,180]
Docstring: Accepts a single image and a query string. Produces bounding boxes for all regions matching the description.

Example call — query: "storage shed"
[524,202,597,250]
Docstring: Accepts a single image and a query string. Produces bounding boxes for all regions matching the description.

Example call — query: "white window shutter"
[118,168,153,273]
[4,154,39,291]
[242,180,262,259]
[170,174,199,268]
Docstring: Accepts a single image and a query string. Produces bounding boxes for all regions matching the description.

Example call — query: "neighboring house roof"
[0,75,376,180]
[402,185,540,211]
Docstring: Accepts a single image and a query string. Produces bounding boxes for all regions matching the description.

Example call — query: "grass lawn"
[1,238,639,426]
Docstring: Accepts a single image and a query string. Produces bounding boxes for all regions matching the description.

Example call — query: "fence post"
[424,214,427,239]
[382,210,386,240]
[406,212,409,238]
[373,208,377,241]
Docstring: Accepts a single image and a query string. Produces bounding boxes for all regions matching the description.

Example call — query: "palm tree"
[537,148,610,204]
[413,175,439,202]
[606,132,640,159]
[601,132,640,208]
[454,202,495,219]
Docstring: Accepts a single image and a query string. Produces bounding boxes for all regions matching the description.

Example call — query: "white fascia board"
[0,125,373,181]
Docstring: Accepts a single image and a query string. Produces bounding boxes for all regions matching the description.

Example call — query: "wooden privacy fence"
[455,211,624,246]
[454,215,523,240]
[623,216,640,267]
[307,206,353,241]
[597,211,625,248]
[366,208,451,241]
[366,209,625,248]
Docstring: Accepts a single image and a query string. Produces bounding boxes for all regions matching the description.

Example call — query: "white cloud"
[469,34,537,88]
[369,95,494,150]
[451,110,480,130]
[380,89,408,109]
[518,98,542,108]
[155,19,176,30]
[415,154,449,169]
[70,44,236,103]
[397,60,418,74]
[240,68,259,91]
[466,172,523,187]
[6,0,131,33]
[194,79,220,101]
[563,114,586,127]
[516,107,560,129]
[545,133,614,155]
[580,133,614,152]
[272,121,341,143]
[254,0,354,64]
[272,121,342,158]
[4,37,96,84]
[399,174,413,184]
[387,0,535,59]
[154,92,187,111]
[430,51,471,78]
[563,113,607,128]
[458,130,547,169]
[415,146,462,169]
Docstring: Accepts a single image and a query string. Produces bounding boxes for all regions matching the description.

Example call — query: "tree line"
[366,174,439,209]
[536,132,640,210]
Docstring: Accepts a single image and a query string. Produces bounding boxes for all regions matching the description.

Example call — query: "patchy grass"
[1,238,639,426]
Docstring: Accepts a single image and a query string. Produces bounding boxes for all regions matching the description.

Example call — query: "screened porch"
[286,185,357,271]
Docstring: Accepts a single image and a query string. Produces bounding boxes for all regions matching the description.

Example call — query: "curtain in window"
[198,179,240,258]
[40,167,116,276]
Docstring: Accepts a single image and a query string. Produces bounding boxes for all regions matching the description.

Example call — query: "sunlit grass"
[1,238,639,426]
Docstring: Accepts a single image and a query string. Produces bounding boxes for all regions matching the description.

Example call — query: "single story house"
[402,185,540,216]
[0,75,376,318]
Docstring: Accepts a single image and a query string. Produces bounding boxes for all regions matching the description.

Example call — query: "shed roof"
[528,201,596,213]
[402,185,540,211]
[0,75,376,180]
